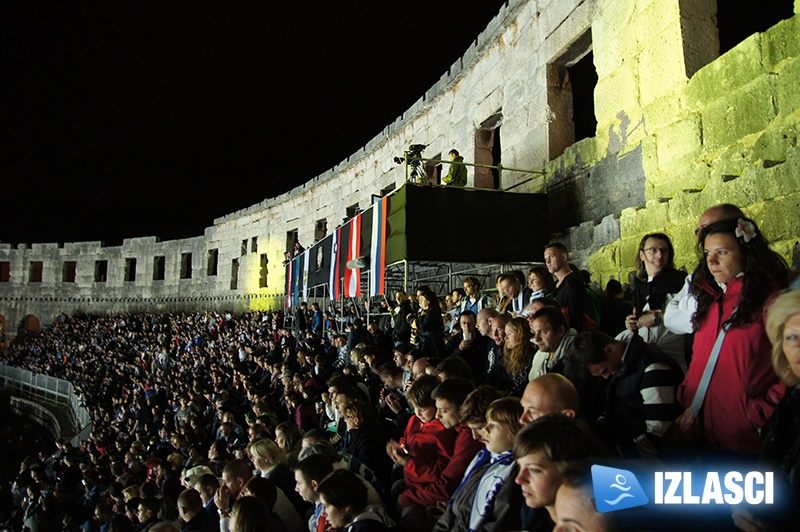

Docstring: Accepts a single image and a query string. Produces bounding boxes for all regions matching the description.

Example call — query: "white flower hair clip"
[734,218,757,243]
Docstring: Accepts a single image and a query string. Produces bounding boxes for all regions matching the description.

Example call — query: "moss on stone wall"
[581,12,800,288]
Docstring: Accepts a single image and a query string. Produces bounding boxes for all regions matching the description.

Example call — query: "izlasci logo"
[591,465,649,513]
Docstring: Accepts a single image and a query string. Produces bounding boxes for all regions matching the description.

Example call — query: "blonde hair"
[485,397,523,437]
[247,438,286,466]
[766,290,800,387]
[350,345,363,366]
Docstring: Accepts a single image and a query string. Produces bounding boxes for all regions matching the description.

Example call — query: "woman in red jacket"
[677,217,789,454]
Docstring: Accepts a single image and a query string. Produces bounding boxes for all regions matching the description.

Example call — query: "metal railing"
[0,364,93,443]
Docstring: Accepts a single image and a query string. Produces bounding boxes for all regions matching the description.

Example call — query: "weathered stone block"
[619,237,640,270]
[684,33,765,111]
[644,199,672,233]
[656,114,703,166]
[763,16,800,70]
[639,26,688,106]
[587,244,620,287]
[752,125,798,164]
[649,159,711,201]
[593,0,638,76]
[712,143,756,179]
[594,214,621,246]
[671,226,700,272]
[595,65,640,126]
[679,0,720,78]
[747,193,800,242]
[776,57,800,118]
[667,190,706,225]
[619,206,640,236]
[702,76,777,149]
[642,96,683,132]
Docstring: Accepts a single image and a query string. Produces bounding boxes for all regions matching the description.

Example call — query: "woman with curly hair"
[677,217,789,454]
[503,317,536,397]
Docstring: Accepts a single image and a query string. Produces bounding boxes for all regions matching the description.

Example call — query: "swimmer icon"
[592,465,649,513]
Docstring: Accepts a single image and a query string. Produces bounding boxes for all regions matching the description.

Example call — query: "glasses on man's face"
[642,247,669,256]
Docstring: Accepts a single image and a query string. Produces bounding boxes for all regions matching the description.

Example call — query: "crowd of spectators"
[1,203,799,531]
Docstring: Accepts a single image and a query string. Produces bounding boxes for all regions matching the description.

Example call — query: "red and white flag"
[344,213,362,297]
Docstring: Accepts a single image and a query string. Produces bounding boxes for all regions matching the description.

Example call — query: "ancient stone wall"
[2,0,798,333]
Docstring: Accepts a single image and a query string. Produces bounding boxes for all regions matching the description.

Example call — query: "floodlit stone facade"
[2,0,799,336]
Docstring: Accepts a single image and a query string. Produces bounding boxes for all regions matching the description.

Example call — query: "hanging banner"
[293,254,301,307]
[369,196,388,296]
[285,259,293,308]
[344,213,362,297]
[302,248,310,301]
[329,227,341,300]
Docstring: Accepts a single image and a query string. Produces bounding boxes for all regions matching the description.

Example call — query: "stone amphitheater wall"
[2,0,799,334]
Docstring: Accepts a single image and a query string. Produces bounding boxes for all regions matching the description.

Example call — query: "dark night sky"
[1,2,507,246]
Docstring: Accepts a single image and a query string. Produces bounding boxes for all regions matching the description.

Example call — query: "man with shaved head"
[519,374,580,425]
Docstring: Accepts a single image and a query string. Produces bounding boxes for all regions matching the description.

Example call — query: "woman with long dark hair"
[624,233,687,369]
[417,289,445,357]
[503,317,536,397]
[677,217,789,454]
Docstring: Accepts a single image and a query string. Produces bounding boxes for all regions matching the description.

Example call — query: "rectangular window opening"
[259,254,269,288]
[153,256,166,281]
[547,31,597,161]
[286,229,299,254]
[251,237,258,253]
[474,113,502,189]
[124,258,137,282]
[314,219,328,242]
[29,261,43,283]
[345,204,360,224]
[0,262,10,282]
[62,261,77,283]
[230,258,239,290]
[207,249,219,276]
[94,260,108,283]
[180,253,193,279]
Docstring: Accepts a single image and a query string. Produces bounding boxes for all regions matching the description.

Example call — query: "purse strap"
[688,320,731,416]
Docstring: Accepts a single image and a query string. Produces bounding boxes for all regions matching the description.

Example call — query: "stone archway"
[19,314,40,334]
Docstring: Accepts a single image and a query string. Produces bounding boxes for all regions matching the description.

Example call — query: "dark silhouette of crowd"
[1,204,799,532]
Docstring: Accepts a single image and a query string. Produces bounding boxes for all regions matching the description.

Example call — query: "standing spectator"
[544,243,588,331]
[677,217,788,454]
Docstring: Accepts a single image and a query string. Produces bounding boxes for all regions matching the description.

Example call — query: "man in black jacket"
[444,311,492,380]
[571,331,683,456]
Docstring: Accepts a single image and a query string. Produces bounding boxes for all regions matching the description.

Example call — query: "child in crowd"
[386,375,456,525]
[433,396,524,532]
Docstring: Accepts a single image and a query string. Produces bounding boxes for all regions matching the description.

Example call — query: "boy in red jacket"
[386,375,456,528]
